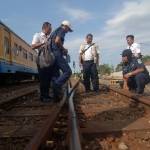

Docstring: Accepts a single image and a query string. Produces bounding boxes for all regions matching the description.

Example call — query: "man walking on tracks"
[51,20,72,101]
[122,49,150,94]
[31,22,53,102]
[79,34,99,93]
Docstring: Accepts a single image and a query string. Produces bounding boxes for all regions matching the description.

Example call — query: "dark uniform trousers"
[83,60,99,92]
[37,66,53,98]
[127,73,150,93]
[53,51,72,87]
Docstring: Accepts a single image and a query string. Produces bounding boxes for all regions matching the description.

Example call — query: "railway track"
[0,79,82,150]
[71,80,150,150]
[0,81,38,104]
[0,78,150,150]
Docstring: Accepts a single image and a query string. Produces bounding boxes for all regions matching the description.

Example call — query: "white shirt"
[32,32,50,53]
[79,43,99,61]
[127,42,141,57]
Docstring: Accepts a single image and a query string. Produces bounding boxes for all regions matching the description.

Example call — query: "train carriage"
[0,21,38,82]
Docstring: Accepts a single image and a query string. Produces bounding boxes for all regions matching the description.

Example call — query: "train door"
[3,29,12,63]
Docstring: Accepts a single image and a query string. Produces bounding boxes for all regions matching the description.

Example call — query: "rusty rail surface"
[25,90,68,150]
[25,80,82,150]
[109,87,150,107]
[68,79,82,150]
[0,85,38,108]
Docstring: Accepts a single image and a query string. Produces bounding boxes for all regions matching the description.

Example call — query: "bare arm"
[96,53,99,65]
[55,36,66,51]
[31,43,45,50]
[124,68,144,79]
[93,46,99,64]
[131,68,144,76]
[123,78,129,90]
[79,54,83,67]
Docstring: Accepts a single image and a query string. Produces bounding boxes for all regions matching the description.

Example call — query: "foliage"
[142,55,150,63]
[98,64,114,75]
[115,62,123,72]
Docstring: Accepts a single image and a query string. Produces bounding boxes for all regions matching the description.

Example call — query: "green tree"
[115,62,123,72]
[98,64,113,75]
[142,55,150,63]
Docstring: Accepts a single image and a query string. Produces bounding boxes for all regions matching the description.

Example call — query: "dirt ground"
[75,89,150,150]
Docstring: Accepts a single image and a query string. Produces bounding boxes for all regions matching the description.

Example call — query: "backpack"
[36,38,55,68]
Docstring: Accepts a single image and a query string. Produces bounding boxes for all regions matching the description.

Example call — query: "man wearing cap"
[79,34,99,93]
[51,20,72,101]
[122,49,150,94]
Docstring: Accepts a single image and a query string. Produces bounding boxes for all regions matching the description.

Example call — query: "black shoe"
[129,88,136,93]
[53,96,61,103]
[94,89,100,94]
[47,96,54,99]
[85,89,92,93]
[40,97,53,103]
[136,89,144,94]
[53,84,62,103]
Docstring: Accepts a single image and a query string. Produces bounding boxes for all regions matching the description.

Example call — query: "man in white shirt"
[79,33,99,93]
[126,35,141,58]
[31,22,53,102]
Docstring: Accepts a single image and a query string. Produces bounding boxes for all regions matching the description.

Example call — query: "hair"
[86,33,93,38]
[42,22,51,30]
[126,35,134,39]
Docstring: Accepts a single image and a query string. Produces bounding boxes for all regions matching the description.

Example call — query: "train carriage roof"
[0,20,31,48]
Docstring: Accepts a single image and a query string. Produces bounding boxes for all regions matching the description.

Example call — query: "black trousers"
[83,60,99,91]
[127,72,150,93]
[37,65,53,98]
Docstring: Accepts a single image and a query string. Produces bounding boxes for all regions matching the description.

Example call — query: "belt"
[83,60,94,62]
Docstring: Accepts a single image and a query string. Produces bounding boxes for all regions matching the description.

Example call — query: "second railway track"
[72,80,150,150]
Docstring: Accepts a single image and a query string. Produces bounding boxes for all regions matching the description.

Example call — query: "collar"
[40,32,50,38]
[129,42,135,47]
[40,32,46,36]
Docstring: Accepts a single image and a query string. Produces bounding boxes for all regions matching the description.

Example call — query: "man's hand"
[63,48,68,55]
[79,63,82,68]
[123,78,129,90]
[124,72,132,79]
[31,42,45,50]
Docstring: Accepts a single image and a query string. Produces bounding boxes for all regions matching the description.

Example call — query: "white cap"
[61,20,73,32]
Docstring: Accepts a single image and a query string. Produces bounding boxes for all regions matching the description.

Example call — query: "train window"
[13,43,19,56]
[19,46,22,51]
[29,53,33,61]
[23,49,27,59]
[4,37,10,54]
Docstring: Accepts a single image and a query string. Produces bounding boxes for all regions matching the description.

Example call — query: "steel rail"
[109,87,150,107]
[24,87,68,150]
[68,79,82,150]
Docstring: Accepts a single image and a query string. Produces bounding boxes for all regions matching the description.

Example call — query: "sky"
[1,0,150,70]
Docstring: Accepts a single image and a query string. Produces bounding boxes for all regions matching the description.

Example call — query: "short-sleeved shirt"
[51,27,66,52]
[127,42,141,57]
[32,32,50,53]
[79,43,99,61]
[122,58,149,76]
